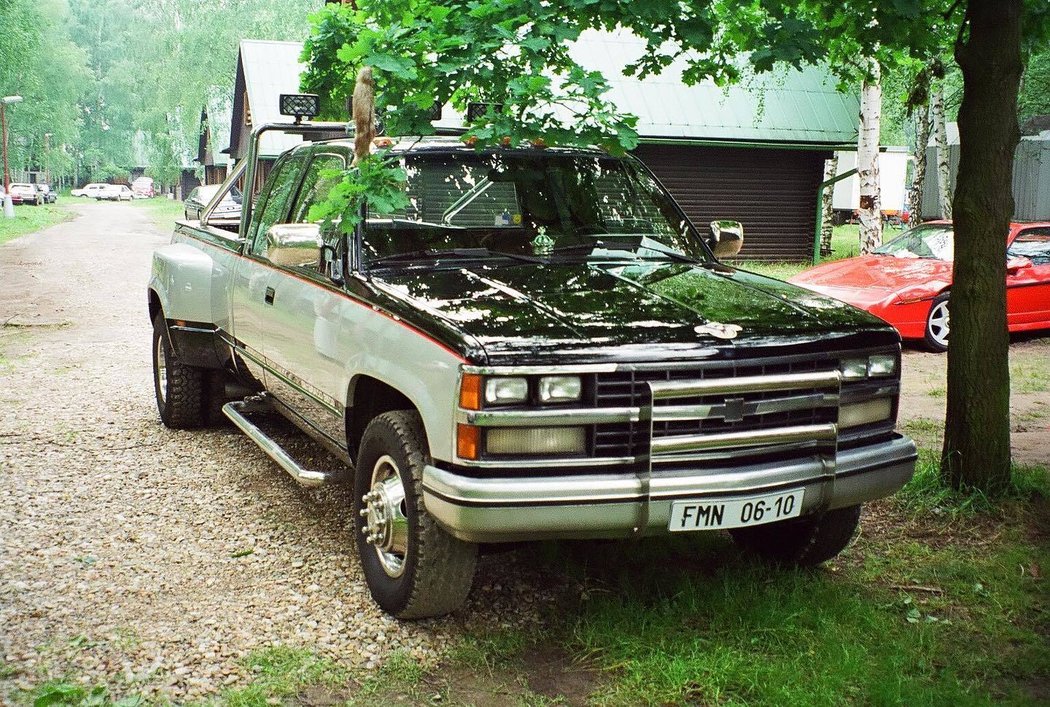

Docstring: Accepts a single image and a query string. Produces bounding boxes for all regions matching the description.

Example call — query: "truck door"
[258,151,351,450]
[230,152,308,385]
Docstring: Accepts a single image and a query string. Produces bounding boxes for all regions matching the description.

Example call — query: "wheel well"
[148,290,162,324]
[346,376,416,459]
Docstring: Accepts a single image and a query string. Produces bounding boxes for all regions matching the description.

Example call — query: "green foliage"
[306,155,410,234]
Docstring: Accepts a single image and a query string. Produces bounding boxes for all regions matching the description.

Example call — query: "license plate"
[668,488,805,532]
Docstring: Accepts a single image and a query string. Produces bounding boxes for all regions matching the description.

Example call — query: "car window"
[248,152,308,257]
[1009,228,1050,266]
[289,153,347,224]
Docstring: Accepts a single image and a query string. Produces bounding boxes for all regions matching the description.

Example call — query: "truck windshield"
[363,151,709,265]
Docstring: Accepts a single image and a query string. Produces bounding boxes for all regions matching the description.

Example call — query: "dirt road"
[1,203,1047,702]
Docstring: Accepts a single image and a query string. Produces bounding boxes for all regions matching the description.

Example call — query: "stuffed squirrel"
[352,67,376,166]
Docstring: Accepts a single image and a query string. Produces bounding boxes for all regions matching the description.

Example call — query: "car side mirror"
[707,220,744,259]
[1006,255,1032,274]
[266,223,322,268]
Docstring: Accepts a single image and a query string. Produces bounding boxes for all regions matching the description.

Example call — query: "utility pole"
[2,95,24,219]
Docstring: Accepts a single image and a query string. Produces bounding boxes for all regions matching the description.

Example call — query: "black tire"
[354,411,477,619]
[152,314,206,429]
[923,292,950,352]
[729,504,861,567]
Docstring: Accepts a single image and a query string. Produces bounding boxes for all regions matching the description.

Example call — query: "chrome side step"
[222,397,339,487]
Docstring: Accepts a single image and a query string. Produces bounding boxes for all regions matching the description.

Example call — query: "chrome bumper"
[422,434,917,543]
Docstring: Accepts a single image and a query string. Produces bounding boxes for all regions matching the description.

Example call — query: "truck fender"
[149,242,220,325]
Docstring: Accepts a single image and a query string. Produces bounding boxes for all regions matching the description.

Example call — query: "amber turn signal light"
[456,424,480,460]
[459,373,482,410]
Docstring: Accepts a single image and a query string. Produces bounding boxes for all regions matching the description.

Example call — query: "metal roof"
[567,30,858,146]
[236,39,308,157]
[235,32,858,150]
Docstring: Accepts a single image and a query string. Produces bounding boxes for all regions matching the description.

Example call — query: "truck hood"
[373,261,899,364]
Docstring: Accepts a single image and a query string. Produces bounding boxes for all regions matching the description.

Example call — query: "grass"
[127,196,185,232]
[0,203,73,246]
[215,646,352,707]
[733,222,907,280]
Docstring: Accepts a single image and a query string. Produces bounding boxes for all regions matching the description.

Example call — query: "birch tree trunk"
[932,81,953,219]
[820,153,838,257]
[908,102,931,221]
[943,0,1022,493]
[857,62,882,253]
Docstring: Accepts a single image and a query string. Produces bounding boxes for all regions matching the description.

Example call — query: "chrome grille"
[593,358,840,460]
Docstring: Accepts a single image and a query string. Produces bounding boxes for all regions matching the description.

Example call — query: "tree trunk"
[942,0,1022,493]
[931,81,952,219]
[908,102,931,220]
[857,62,882,253]
[820,153,838,257]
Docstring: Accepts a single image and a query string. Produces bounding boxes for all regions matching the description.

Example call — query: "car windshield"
[363,150,708,265]
[196,184,241,205]
[873,224,954,260]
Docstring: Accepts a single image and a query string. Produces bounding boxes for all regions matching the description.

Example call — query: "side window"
[248,153,309,257]
[1008,228,1050,266]
[289,153,347,224]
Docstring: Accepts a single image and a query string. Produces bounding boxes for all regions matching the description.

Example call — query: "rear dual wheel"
[353,411,477,619]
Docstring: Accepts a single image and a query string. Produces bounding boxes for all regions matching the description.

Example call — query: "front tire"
[354,411,477,619]
[152,314,206,428]
[730,504,861,567]
[923,292,950,352]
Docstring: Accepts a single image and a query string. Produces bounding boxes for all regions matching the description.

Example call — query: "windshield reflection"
[874,224,954,260]
[363,151,709,266]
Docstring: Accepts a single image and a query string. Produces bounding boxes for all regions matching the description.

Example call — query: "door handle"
[264,287,275,305]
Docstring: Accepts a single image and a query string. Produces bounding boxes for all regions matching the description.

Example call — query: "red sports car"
[788,221,1050,352]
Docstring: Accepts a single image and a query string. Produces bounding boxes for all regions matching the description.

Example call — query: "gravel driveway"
[0,203,548,703]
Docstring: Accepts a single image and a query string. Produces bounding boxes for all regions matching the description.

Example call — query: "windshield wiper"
[550,237,701,264]
[370,247,544,266]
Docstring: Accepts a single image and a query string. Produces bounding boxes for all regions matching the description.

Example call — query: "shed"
[198,95,233,185]
[922,123,1050,221]
[228,32,859,260]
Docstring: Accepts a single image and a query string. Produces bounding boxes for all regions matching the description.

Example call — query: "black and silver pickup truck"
[148,105,916,618]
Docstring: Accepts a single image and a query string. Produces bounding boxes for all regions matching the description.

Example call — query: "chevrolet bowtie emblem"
[694,322,742,339]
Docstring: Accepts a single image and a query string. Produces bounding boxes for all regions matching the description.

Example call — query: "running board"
[222,398,339,487]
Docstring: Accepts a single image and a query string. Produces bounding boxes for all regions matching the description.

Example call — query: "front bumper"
[422,434,917,543]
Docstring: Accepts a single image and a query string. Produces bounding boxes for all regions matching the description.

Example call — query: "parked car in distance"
[72,183,107,198]
[132,177,155,198]
[97,184,134,201]
[35,184,57,204]
[183,183,241,221]
[789,221,1050,352]
[0,185,20,205]
[9,183,41,205]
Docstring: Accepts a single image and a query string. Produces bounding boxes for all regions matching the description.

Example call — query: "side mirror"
[266,223,322,268]
[707,220,744,259]
[1007,255,1032,274]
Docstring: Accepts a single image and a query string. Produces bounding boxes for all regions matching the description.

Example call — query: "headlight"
[867,354,897,377]
[840,354,898,379]
[484,377,529,405]
[840,358,869,379]
[538,375,582,403]
[839,398,893,428]
[487,427,585,455]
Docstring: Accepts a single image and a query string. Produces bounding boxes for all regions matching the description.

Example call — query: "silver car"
[183,184,242,221]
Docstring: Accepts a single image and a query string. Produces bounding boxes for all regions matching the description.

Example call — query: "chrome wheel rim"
[155,334,168,404]
[928,300,950,348]
[361,454,408,578]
